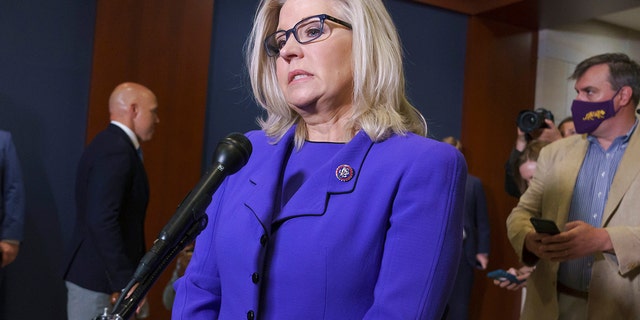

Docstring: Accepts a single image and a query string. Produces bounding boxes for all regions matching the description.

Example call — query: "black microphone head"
[213,132,252,174]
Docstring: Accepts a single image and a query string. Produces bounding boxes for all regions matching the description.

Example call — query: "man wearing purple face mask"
[506,53,640,320]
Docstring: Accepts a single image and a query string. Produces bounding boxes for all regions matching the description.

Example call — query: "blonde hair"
[245,0,427,147]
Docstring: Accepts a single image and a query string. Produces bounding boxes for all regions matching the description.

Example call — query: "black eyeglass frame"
[264,14,352,57]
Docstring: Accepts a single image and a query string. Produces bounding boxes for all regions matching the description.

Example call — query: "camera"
[516,108,554,133]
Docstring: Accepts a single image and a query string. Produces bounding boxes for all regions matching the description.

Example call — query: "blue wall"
[0,0,96,318]
[203,0,264,166]
[203,0,467,164]
[387,0,467,140]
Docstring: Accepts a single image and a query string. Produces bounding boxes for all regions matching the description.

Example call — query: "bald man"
[63,82,159,319]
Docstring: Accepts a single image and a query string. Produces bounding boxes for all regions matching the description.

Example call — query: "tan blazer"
[507,123,640,320]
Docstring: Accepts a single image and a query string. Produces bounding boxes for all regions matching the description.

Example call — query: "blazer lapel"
[602,124,640,225]
[274,130,374,222]
[109,124,149,197]
[243,128,296,227]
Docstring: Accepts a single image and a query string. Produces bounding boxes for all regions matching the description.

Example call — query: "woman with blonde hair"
[172,0,467,318]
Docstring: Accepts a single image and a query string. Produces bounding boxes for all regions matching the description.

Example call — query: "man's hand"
[0,241,20,268]
[535,119,562,143]
[475,253,489,270]
[524,231,558,260]
[110,292,120,305]
[540,221,613,261]
[525,221,613,262]
[493,266,532,291]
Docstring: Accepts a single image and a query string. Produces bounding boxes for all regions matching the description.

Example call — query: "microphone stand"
[98,132,251,320]
[106,216,206,319]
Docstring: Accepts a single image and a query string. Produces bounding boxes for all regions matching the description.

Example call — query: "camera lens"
[517,110,543,133]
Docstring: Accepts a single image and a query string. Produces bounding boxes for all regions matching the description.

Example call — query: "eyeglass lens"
[265,15,327,57]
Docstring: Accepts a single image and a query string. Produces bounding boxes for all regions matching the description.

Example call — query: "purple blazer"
[173,127,466,319]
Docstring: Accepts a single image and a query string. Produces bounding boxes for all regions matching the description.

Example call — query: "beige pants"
[558,291,588,320]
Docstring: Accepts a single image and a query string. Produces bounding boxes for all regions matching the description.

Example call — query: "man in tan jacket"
[507,52,640,319]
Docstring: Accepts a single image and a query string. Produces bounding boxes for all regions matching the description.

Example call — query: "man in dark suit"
[63,82,159,319]
[443,137,491,320]
[0,130,25,268]
[0,130,25,318]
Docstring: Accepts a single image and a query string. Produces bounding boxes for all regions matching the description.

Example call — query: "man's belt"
[557,282,589,299]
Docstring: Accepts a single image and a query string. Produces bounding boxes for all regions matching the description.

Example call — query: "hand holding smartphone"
[487,269,525,284]
[530,217,560,235]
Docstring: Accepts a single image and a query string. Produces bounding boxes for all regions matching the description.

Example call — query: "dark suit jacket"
[444,174,490,319]
[64,124,149,293]
[0,130,25,242]
[462,174,490,267]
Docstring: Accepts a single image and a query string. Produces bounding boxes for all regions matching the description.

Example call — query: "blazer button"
[260,234,268,246]
[247,310,255,320]
[252,272,260,284]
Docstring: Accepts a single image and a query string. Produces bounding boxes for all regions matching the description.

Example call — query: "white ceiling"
[597,6,640,31]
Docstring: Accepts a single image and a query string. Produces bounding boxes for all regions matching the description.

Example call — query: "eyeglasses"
[264,14,352,57]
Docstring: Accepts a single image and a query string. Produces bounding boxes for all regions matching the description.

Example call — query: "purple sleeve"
[364,143,467,319]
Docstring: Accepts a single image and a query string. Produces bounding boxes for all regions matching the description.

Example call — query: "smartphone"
[530,217,560,235]
[487,269,524,284]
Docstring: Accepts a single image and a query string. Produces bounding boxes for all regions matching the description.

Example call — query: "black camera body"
[517,108,554,133]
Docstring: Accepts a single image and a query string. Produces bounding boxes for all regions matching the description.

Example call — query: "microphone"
[131,132,252,281]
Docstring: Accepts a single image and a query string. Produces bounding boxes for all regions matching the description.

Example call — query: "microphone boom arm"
[110,214,206,318]
[104,133,252,320]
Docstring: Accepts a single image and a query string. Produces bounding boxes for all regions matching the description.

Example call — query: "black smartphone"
[487,269,524,284]
[530,217,560,235]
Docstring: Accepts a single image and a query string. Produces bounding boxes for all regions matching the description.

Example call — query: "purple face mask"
[570,89,621,134]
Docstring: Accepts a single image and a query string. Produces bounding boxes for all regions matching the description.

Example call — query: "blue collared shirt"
[557,120,638,291]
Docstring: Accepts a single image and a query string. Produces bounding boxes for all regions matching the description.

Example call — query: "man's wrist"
[598,228,614,253]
